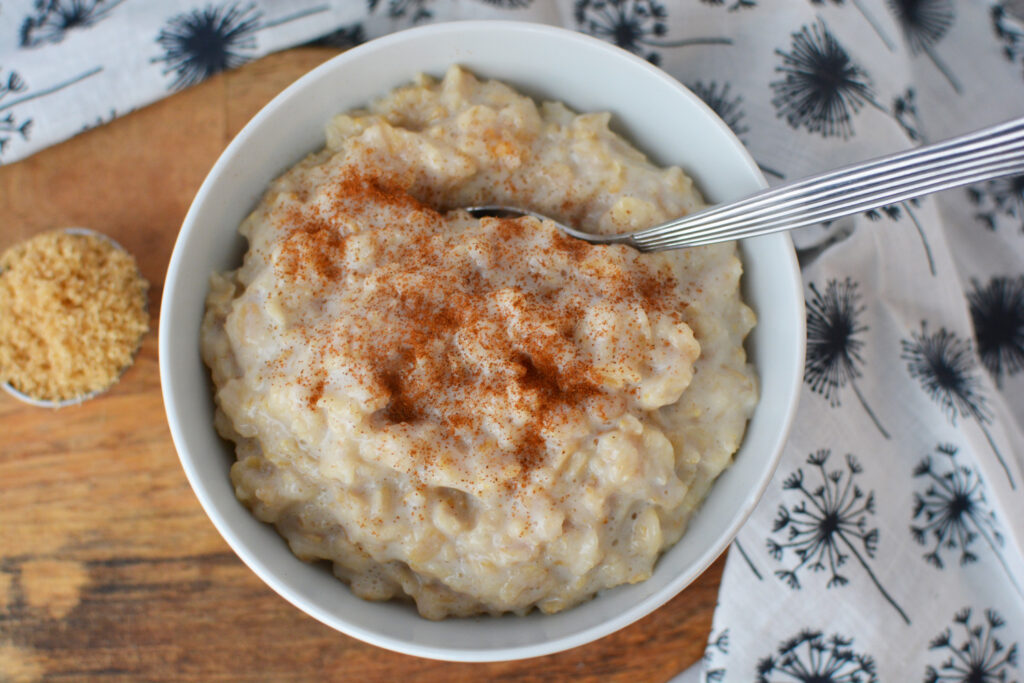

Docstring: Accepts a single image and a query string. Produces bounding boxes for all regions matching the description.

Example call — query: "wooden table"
[0,48,723,682]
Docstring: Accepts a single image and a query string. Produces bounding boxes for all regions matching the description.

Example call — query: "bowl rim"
[160,19,804,662]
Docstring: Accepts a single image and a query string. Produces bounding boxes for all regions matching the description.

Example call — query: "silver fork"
[465,117,1024,251]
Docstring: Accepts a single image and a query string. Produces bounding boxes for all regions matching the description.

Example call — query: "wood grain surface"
[0,47,725,682]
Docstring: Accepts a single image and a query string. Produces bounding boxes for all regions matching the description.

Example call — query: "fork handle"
[623,117,1024,252]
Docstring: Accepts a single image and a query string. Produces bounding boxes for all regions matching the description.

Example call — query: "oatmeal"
[201,66,757,619]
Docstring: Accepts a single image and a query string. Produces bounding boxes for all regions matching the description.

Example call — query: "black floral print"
[811,0,897,51]
[474,0,533,7]
[688,79,784,179]
[993,3,1024,77]
[756,629,878,683]
[152,3,262,90]
[0,69,32,156]
[0,111,32,155]
[968,173,1024,233]
[689,80,748,137]
[369,0,435,23]
[152,3,330,91]
[888,0,961,92]
[311,22,367,49]
[703,627,729,682]
[892,86,923,141]
[19,0,125,48]
[918,444,1018,568]
[865,200,936,275]
[967,275,1024,387]
[804,279,890,438]
[902,321,1015,489]
[767,450,909,623]
[771,19,884,139]
[911,444,1021,597]
[573,0,731,66]
[925,608,1020,683]
[732,539,764,580]
[0,65,103,160]
[80,106,126,132]
[700,0,757,11]
[259,4,330,31]
[863,203,901,222]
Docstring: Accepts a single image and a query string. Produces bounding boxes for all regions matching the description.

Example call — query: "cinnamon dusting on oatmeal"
[201,66,756,620]
[267,169,686,485]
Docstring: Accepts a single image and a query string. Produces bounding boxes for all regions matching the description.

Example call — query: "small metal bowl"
[1,227,146,408]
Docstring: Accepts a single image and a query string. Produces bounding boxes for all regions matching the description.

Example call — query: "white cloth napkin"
[4,1,1022,679]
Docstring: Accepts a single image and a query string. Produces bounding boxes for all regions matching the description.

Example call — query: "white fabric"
[4,1,1022,679]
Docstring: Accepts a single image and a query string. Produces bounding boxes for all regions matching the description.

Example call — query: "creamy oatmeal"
[201,66,757,619]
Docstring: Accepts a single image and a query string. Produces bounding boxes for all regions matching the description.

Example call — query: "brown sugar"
[0,230,149,404]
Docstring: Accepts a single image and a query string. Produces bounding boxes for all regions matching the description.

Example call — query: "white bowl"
[160,21,804,662]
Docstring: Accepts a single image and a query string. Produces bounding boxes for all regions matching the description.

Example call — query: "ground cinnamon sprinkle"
[268,168,687,487]
[0,230,149,404]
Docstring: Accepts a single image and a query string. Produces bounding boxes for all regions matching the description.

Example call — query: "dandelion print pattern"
[888,0,961,92]
[20,0,125,47]
[968,173,1024,232]
[767,450,910,623]
[152,3,262,90]
[911,444,1020,596]
[771,19,885,139]
[80,107,128,132]
[703,627,729,683]
[992,3,1024,78]
[700,0,757,11]
[925,608,1020,683]
[892,87,923,141]
[902,321,1015,489]
[689,81,748,137]
[0,70,32,156]
[811,0,897,51]
[0,112,32,155]
[474,0,533,7]
[152,3,330,91]
[732,539,764,580]
[804,279,890,438]
[573,0,731,66]
[863,200,936,275]
[311,23,366,49]
[0,65,102,160]
[968,275,1024,387]
[687,80,784,179]
[756,630,878,683]
[369,0,435,23]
